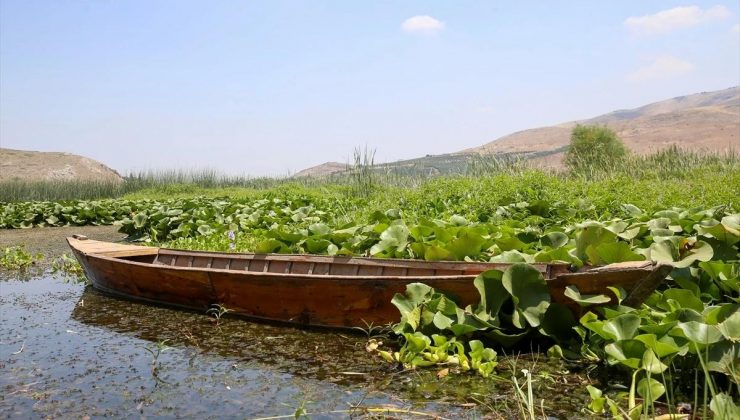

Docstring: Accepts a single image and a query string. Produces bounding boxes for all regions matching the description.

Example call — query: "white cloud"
[624,5,730,35]
[401,15,445,34]
[732,23,740,33]
[627,56,695,82]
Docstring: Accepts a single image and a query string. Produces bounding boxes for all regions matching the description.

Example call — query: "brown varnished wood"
[67,237,670,329]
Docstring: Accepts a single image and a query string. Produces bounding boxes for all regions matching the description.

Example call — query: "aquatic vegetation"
[143,339,171,377]
[0,246,42,270]
[1,155,738,417]
[206,304,232,329]
[50,253,86,283]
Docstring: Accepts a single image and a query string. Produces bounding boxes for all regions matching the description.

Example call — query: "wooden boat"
[67,235,671,329]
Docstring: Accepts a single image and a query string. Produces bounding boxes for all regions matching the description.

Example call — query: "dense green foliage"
[565,125,628,173]
[2,152,739,417]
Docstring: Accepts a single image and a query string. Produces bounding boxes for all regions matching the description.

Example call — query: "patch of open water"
[1,274,592,418]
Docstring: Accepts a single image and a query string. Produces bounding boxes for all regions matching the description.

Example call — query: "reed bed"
[1,147,737,203]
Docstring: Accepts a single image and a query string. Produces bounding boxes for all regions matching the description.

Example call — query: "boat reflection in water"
[70,286,379,384]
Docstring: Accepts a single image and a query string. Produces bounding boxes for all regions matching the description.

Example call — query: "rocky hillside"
[0,148,123,183]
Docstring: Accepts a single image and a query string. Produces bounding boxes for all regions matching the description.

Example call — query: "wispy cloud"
[401,15,445,34]
[732,23,740,34]
[627,56,695,82]
[624,5,730,36]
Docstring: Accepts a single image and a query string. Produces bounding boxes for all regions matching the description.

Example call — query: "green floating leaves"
[502,263,550,328]
[564,285,612,307]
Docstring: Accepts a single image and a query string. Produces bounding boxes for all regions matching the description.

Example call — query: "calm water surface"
[1,274,591,419]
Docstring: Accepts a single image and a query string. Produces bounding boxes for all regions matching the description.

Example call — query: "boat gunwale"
[155,247,569,268]
[67,237,574,281]
[77,249,665,284]
[81,252,515,281]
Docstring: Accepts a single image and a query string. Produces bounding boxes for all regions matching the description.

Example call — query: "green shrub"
[565,125,628,173]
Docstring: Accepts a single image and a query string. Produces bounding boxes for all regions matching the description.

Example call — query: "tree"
[564,125,628,172]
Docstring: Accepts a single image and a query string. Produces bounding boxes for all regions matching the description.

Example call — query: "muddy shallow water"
[1,227,595,418]
[0,274,597,419]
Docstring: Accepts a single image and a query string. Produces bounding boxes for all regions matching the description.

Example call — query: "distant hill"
[292,161,347,178]
[297,86,740,175]
[464,86,740,167]
[0,148,123,183]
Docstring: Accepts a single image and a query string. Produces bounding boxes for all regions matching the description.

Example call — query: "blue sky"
[1,1,738,176]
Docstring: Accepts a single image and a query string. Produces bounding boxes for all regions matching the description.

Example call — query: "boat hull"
[68,237,671,329]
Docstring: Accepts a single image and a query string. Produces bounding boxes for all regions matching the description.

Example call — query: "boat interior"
[69,236,568,278]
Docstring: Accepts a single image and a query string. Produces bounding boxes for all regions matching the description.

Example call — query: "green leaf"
[133,213,148,228]
[696,215,740,245]
[473,269,507,316]
[539,303,577,340]
[648,240,678,263]
[502,264,550,328]
[710,393,740,420]
[541,232,569,249]
[449,215,468,226]
[483,328,528,347]
[675,321,724,345]
[564,285,612,307]
[641,349,668,374]
[445,229,486,260]
[575,223,617,262]
[605,340,645,369]
[305,238,332,253]
[197,224,215,236]
[634,334,680,358]
[423,245,453,261]
[490,250,534,263]
[405,283,433,305]
[717,311,740,342]
[432,311,454,330]
[603,314,641,341]
[370,224,410,255]
[308,222,331,236]
[661,288,704,312]
[706,341,740,379]
[637,377,665,405]
[255,238,287,253]
[589,241,644,265]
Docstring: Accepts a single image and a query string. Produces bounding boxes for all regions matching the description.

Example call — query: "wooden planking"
[291,262,312,274]
[67,238,159,256]
[269,261,291,274]
[157,248,561,274]
[211,258,230,270]
[357,265,383,276]
[248,260,267,272]
[156,254,174,265]
[329,264,357,276]
[67,237,669,329]
[312,263,331,275]
[192,256,211,268]
[174,256,191,267]
[230,259,248,271]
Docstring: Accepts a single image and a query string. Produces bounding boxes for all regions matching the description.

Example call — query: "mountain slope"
[0,148,123,183]
[296,86,740,176]
[465,87,739,166]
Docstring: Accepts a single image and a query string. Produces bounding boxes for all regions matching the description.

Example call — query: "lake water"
[1,274,591,418]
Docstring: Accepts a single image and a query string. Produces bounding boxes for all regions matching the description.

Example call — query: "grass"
[2,146,737,205]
